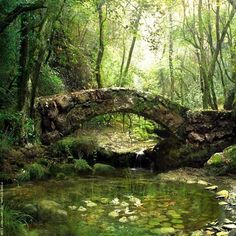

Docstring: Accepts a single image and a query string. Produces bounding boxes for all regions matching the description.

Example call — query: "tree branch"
[0,1,46,34]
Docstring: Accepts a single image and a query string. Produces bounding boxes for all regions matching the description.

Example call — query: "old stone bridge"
[36,88,235,146]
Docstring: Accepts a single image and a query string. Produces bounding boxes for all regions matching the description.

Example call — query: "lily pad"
[171,219,183,224]
[173,224,184,229]
[148,219,161,226]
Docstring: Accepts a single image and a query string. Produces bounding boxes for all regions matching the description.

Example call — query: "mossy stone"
[93,163,115,176]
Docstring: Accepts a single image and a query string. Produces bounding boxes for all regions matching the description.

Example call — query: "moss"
[26,163,48,180]
[206,145,236,175]
[207,153,224,166]
[93,163,115,176]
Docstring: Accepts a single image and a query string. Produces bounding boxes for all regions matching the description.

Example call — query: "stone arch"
[36,88,188,144]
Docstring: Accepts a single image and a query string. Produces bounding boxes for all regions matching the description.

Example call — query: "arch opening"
[49,112,171,169]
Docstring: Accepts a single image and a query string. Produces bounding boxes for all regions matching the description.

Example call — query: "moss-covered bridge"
[36,88,236,153]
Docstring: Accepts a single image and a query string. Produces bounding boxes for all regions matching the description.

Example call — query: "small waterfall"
[131,149,145,170]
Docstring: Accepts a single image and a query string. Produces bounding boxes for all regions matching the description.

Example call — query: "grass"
[3,206,31,236]
[17,163,48,182]
[27,163,48,180]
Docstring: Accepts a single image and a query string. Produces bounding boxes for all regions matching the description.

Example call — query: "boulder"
[93,163,115,176]
[38,200,68,222]
[206,145,236,174]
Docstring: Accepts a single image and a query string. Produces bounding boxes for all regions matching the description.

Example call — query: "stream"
[5,170,227,235]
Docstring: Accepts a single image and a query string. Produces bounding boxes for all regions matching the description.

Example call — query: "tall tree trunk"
[30,48,45,117]
[168,10,174,101]
[122,9,142,83]
[16,13,30,144]
[95,3,105,88]
[17,13,30,112]
[198,0,212,109]
[119,36,126,86]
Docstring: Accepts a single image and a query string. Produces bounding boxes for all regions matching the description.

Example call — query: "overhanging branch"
[0,1,46,34]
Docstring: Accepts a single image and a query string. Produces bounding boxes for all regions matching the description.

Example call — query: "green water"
[5,171,224,235]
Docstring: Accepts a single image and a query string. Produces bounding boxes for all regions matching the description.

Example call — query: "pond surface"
[5,170,224,235]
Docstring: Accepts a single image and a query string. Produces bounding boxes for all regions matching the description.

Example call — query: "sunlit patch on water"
[5,171,224,235]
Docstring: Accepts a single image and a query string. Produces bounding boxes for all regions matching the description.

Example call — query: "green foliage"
[38,66,65,96]
[3,206,31,236]
[26,163,48,180]
[16,170,31,183]
[36,158,49,167]
[60,163,75,176]
[0,112,36,145]
[74,158,92,174]
[0,172,12,183]
[51,136,98,158]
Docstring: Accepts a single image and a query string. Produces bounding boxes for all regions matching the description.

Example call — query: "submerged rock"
[111,198,120,205]
[128,215,138,221]
[223,224,236,230]
[197,180,209,186]
[108,210,120,218]
[68,205,77,210]
[150,227,176,235]
[38,200,68,222]
[205,185,218,191]
[119,216,128,223]
[216,190,229,199]
[78,206,87,212]
[120,201,129,207]
[85,200,97,207]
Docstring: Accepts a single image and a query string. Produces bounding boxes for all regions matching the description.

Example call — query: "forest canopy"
[0,0,236,143]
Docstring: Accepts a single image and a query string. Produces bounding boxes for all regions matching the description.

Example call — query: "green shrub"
[16,170,31,183]
[61,163,75,176]
[37,158,49,167]
[26,163,48,180]
[38,65,65,96]
[0,112,37,144]
[48,163,62,176]
[51,136,98,158]
[74,159,92,174]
